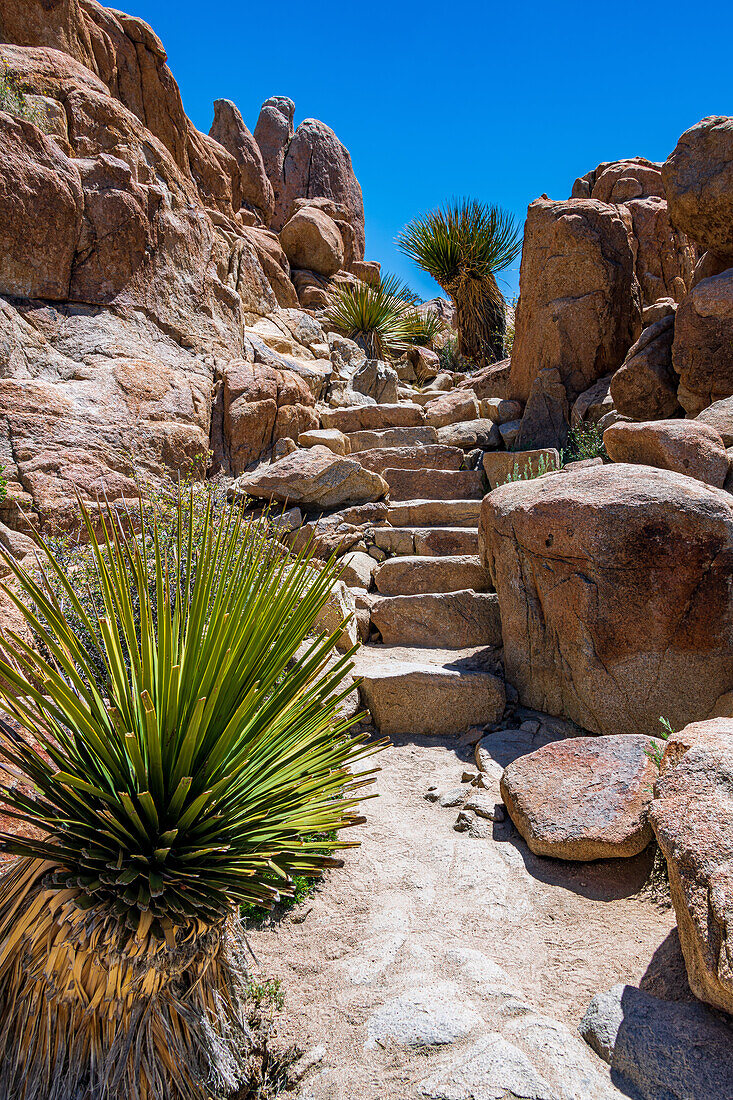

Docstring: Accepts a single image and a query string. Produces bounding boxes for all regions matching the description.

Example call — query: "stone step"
[371,590,502,648]
[347,426,439,453]
[321,403,425,434]
[374,554,492,596]
[385,499,482,528]
[354,644,505,736]
[353,444,464,475]
[383,467,486,501]
[373,527,479,557]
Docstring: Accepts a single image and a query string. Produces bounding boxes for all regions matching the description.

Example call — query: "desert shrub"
[0,63,49,131]
[562,422,608,463]
[502,453,559,484]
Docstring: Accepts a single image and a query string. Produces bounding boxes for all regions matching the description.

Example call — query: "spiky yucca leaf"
[323,274,432,360]
[398,199,522,366]
[0,492,382,1100]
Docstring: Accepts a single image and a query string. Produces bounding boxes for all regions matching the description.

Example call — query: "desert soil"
[247,733,680,1099]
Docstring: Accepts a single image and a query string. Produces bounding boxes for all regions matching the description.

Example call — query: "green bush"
[0,63,49,132]
[398,199,522,367]
[562,422,608,463]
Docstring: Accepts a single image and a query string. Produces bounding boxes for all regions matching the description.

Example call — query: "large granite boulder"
[603,419,729,487]
[279,206,344,276]
[0,300,214,530]
[663,116,733,263]
[650,726,733,1015]
[230,445,388,510]
[672,267,733,414]
[610,314,681,420]
[509,198,642,403]
[480,464,733,736]
[500,735,662,860]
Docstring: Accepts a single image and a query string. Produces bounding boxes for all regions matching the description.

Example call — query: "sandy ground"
[246,734,680,1099]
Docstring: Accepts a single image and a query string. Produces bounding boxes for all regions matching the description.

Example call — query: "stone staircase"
[342,420,507,738]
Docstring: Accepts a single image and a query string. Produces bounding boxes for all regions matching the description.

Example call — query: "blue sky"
[125,0,732,302]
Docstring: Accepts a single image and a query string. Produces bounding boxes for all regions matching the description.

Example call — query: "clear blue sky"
[124,0,731,302]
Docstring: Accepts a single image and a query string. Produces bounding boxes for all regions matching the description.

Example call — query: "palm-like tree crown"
[398,199,522,366]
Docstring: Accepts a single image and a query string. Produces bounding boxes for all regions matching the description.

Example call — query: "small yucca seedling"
[323,273,433,360]
[0,492,382,1099]
[398,199,522,367]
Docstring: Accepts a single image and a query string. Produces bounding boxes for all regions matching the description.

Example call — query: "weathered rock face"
[663,116,733,263]
[603,419,729,488]
[509,199,642,403]
[209,98,274,223]
[672,267,733,414]
[650,730,733,1015]
[230,445,388,510]
[0,110,83,299]
[212,359,317,476]
[480,464,733,736]
[515,367,569,450]
[252,96,294,221]
[0,299,213,530]
[571,158,697,306]
[610,315,681,420]
[500,735,661,860]
[623,195,696,307]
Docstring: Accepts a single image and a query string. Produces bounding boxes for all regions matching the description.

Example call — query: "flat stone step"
[374,554,492,596]
[371,590,502,648]
[383,467,486,501]
[353,444,464,475]
[386,499,482,528]
[354,644,505,736]
[347,426,439,453]
[373,527,479,557]
[321,404,425,434]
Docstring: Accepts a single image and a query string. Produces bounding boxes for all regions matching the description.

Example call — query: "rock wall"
[0,1,372,527]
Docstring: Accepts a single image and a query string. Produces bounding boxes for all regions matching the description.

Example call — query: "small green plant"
[0,63,49,131]
[323,274,432,360]
[647,716,674,769]
[438,335,474,373]
[0,464,7,504]
[502,453,559,484]
[562,422,608,464]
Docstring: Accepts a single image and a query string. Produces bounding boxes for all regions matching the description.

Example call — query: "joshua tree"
[0,492,380,1100]
[398,199,522,367]
[323,273,440,361]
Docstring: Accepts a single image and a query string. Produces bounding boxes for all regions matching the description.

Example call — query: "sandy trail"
[247,734,678,1099]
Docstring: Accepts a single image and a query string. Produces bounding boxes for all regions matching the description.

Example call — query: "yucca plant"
[398,199,522,367]
[323,273,433,360]
[0,492,381,1100]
